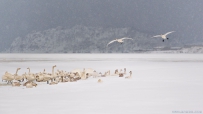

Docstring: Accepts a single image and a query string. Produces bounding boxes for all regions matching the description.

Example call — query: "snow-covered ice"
[0,54,202,114]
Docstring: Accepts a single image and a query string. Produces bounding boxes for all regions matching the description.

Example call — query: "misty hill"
[5,25,179,53]
[174,46,203,53]
[150,45,203,53]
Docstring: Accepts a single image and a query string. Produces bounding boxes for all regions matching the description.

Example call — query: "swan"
[39,66,56,84]
[25,82,33,88]
[67,73,73,82]
[55,77,61,83]
[23,80,31,86]
[119,69,124,77]
[80,70,87,80]
[12,81,21,87]
[119,69,123,73]
[38,69,51,83]
[99,72,107,77]
[124,68,126,74]
[14,68,24,82]
[6,68,21,84]
[2,74,8,82]
[152,31,175,42]
[84,68,95,78]
[125,71,132,79]
[63,77,70,82]
[23,81,37,87]
[32,82,37,87]
[35,72,44,82]
[107,37,133,47]
[71,69,82,77]
[26,67,36,82]
[97,79,103,83]
[119,73,124,77]
[111,69,119,76]
[51,65,57,81]
[105,70,110,76]
[70,72,81,81]
[49,81,58,85]
[2,71,12,82]
[108,70,110,76]
[42,73,52,84]
[92,70,100,78]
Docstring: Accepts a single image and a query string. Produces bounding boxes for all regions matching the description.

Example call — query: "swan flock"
[1,67,133,88]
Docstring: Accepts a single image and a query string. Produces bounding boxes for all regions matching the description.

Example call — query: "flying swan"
[107,37,133,47]
[152,31,175,42]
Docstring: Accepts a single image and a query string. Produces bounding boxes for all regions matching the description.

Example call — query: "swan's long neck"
[52,66,55,75]
[28,68,30,74]
[15,69,19,76]
[83,68,85,72]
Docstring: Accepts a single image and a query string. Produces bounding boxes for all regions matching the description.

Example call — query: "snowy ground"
[0,54,203,114]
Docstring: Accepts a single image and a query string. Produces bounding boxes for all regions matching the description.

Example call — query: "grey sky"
[0,0,203,51]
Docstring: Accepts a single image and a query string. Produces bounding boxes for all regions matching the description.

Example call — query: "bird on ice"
[152,31,175,42]
[106,37,133,47]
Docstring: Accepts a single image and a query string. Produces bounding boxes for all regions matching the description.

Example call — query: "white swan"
[84,68,94,78]
[14,68,24,82]
[35,72,44,82]
[2,71,12,82]
[111,69,119,76]
[97,79,103,83]
[12,82,21,87]
[92,70,101,78]
[125,71,132,79]
[7,68,21,84]
[99,72,107,77]
[105,70,110,76]
[25,82,33,88]
[23,81,37,88]
[107,37,133,47]
[71,69,82,77]
[152,31,175,42]
[26,67,36,82]
[124,68,126,75]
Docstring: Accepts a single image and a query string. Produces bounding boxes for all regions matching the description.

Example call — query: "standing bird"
[106,37,133,47]
[152,31,175,42]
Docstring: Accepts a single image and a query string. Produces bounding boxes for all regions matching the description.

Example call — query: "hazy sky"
[0,0,203,50]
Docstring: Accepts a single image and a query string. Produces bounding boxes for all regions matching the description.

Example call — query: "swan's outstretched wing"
[121,37,133,40]
[152,35,162,38]
[107,40,117,47]
[164,31,175,36]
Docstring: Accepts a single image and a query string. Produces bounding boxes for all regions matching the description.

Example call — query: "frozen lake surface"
[0,54,203,114]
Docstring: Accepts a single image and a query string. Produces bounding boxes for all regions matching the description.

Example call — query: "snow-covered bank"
[0,54,202,114]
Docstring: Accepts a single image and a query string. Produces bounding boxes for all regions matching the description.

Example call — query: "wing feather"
[107,40,117,47]
[152,35,162,38]
[164,31,175,36]
[121,37,133,40]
